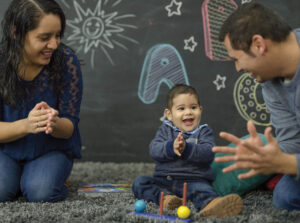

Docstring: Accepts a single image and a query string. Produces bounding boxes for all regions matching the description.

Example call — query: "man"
[213,2,300,211]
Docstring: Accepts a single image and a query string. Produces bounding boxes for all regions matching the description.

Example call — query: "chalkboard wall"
[1,0,300,162]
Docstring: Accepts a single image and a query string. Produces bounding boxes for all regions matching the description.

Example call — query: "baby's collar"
[163,120,205,135]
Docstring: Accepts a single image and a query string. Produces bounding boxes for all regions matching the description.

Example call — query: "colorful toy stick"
[132,211,192,222]
[159,191,164,216]
[182,182,187,206]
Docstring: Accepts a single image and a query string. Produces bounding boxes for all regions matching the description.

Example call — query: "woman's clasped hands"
[27,101,58,135]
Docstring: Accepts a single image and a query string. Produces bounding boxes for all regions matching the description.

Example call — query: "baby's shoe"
[199,194,243,218]
[64,178,70,188]
[163,195,182,210]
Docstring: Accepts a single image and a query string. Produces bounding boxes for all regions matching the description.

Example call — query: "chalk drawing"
[184,36,198,52]
[165,0,183,17]
[138,44,189,104]
[213,74,226,91]
[61,0,138,67]
[202,0,238,61]
[60,0,70,8]
[241,0,252,4]
[233,73,271,126]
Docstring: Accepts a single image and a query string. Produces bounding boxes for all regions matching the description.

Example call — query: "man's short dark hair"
[166,84,200,109]
[219,3,292,53]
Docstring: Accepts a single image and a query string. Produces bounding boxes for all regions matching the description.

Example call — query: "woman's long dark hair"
[0,0,66,108]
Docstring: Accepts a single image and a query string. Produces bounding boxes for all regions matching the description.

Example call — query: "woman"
[0,0,83,202]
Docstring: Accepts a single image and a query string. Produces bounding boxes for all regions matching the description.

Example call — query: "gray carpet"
[1,162,300,223]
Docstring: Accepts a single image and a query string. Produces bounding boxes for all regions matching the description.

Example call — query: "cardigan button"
[167,176,172,181]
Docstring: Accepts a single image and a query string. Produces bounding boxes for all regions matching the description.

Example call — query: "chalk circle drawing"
[60,0,139,68]
[202,0,238,61]
[165,0,183,17]
[184,36,198,52]
[233,73,271,126]
[213,74,226,91]
[138,44,189,104]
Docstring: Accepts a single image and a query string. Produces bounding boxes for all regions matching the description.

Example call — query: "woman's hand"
[45,107,59,134]
[27,101,74,139]
[26,102,49,133]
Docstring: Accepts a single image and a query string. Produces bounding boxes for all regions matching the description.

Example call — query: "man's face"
[224,35,276,83]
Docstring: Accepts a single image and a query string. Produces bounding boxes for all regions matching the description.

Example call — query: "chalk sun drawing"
[61,0,138,67]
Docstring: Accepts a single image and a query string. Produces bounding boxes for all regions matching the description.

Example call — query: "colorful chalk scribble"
[138,44,189,104]
[233,73,271,126]
[78,183,132,193]
[202,0,238,61]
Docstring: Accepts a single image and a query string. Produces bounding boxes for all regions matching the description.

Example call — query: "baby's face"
[166,93,202,132]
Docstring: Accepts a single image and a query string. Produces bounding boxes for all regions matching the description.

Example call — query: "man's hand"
[236,126,285,178]
[212,121,282,179]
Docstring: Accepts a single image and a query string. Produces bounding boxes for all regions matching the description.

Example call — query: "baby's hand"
[173,132,186,156]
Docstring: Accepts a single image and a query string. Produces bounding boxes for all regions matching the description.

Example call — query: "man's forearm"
[278,153,298,175]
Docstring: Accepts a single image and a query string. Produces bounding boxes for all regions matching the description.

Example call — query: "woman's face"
[23,13,62,68]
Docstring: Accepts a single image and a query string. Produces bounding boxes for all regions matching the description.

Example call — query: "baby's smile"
[183,118,194,126]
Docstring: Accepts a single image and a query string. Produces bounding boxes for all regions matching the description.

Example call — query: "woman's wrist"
[50,117,74,139]
[16,118,31,135]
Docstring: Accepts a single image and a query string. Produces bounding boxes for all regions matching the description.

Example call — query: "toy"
[159,191,164,215]
[131,182,192,222]
[134,200,146,212]
[133,211,192,222]
[177,206,191,219]
[177,182,191,219]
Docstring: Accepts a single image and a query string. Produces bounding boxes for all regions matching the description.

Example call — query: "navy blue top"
[0,45,83,161]
[150,120,216,181]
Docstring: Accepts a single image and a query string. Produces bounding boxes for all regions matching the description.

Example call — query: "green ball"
[177,205,191,219]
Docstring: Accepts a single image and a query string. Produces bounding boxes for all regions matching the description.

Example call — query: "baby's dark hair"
[166,84,200,109]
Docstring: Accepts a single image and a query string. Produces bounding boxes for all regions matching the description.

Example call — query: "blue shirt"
[0,45,83,161]
[261,28,300,180]
[150,120,216,181]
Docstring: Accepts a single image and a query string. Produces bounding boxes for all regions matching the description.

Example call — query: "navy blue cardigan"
[150,120,216,181]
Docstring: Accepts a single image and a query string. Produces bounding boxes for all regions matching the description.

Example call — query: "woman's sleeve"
[58,48,83,127]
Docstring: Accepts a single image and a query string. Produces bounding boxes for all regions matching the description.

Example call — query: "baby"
[132,84,243,218]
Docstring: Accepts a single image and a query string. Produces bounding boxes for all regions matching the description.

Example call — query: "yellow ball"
[177,205,191,219]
